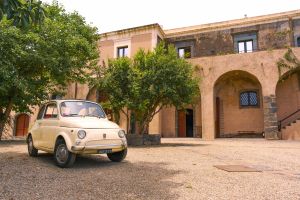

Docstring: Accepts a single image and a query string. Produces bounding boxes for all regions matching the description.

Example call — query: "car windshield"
[60,101,106,118]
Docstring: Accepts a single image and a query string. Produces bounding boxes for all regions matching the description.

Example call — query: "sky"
[42,0,300,33]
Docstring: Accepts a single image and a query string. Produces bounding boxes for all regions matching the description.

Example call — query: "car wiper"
[84,114,101,118]
[64,114,82,117]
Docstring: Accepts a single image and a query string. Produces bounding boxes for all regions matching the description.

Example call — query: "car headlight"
[118,130,125,138]
[77,130,86,139]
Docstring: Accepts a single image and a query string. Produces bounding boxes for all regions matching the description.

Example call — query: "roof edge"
[165,9,300,37]
[99,23,165,38]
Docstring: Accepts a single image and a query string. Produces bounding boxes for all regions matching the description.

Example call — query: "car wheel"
[27,135,38,157]
[54,140,76,168]
[107,149,127,162]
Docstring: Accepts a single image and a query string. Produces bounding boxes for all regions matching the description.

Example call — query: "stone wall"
[126,134,161,146]
[167,19,296,58]
[263,95,279,139]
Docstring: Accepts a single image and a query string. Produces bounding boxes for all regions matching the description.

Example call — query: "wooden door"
[16,114,30,136]
[178,110,186,137]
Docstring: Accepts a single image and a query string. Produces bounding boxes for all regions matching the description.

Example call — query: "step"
[281,120,300,140]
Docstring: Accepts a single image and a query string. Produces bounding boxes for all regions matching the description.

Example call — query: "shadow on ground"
[132,142,209,148]
[0,150,182,200]
[0,140,26,147]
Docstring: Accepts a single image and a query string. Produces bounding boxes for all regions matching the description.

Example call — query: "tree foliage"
[0,0,45,27]
[277,48,300,81]
[0,2,99,139]
[98,43,200,134]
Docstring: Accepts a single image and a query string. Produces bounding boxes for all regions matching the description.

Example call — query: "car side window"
[43,104,58,119]
[37,105,46,120]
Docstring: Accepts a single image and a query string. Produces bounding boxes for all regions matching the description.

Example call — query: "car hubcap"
[56,145,68,163]
[28,138,33,152]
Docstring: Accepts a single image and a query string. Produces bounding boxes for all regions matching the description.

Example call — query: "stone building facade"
[8,10,300,140]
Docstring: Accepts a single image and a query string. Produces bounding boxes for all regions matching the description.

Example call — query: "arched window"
[240,91,259,107]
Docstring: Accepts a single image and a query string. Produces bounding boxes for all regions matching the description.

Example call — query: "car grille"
[85,140,122,146]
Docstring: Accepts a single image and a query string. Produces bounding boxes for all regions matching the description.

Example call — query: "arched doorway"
[15,114,30,137]
[213,70,264,138]
[276,71,300,140]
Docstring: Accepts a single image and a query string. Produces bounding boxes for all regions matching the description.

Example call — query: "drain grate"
[214,165,262,172]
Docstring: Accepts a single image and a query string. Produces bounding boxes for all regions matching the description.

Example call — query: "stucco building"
[9,10,300,140]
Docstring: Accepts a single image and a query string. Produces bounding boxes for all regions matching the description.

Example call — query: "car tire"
[107,148,127,162]
[54,140,76,168]
[27,135,38,157]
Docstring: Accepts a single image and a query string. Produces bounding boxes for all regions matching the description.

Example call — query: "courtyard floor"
[0,138,300,200]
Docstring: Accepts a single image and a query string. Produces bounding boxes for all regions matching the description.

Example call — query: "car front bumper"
[71,140,127,154]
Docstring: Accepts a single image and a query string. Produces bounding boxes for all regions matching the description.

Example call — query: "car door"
[30,105,46,148]
[40,103,59,150]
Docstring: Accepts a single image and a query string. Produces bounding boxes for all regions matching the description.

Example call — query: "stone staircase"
[281,119,300,140]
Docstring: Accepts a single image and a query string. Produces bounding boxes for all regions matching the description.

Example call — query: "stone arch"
[14,113,30,137]
[213,70,264,138]
[276,70,300,139]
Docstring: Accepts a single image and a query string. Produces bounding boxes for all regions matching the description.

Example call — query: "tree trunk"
[0,121,5,141]
[137,120,149,136]
[0,101,14,141]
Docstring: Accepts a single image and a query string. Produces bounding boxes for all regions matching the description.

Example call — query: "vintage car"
[26,100,127,168]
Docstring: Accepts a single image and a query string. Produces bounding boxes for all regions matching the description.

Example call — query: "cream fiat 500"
[26,100,127,168]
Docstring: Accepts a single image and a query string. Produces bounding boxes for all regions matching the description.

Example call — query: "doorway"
[15,114,30,137]
[178,109,194,137]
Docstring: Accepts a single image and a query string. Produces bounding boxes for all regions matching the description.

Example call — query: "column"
[201,88,215,140]
[263,95,280,139]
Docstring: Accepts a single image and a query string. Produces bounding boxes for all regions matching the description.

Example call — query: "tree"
[277,48,300,81]
[0,2,99,140]
[99,43,200,135]
[0,0,45,27]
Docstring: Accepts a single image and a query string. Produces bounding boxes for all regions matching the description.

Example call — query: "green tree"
[0,0,45,27]
[99,43,200,135]
[0,3,99,140]
[277,48,300,81]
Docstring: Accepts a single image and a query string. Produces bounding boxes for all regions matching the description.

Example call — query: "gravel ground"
[1,138,300,200]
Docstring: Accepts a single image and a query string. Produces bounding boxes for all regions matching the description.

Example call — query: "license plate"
[98,149,112,154]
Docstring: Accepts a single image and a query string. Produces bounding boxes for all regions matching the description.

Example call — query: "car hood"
[59,117,119,129]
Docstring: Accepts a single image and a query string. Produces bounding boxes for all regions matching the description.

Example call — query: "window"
[240,91,259,107]
[60,101,106,118]
[37,105,46,120]
[297,37,300,47]
[238,40,253,53]
[117,46,128,57]
[43,104,58,119]
[178,47,191,58]
[234,32,257,53]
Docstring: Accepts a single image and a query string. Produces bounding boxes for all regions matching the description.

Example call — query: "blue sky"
[43,0,300,33]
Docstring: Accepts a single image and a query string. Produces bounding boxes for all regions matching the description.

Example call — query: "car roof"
[45,99,98,105]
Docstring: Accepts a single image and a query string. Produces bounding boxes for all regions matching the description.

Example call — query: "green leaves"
[277,48,300,81]
[0,2,99,114]
[0,0,46,28]
[99,42,200,134]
